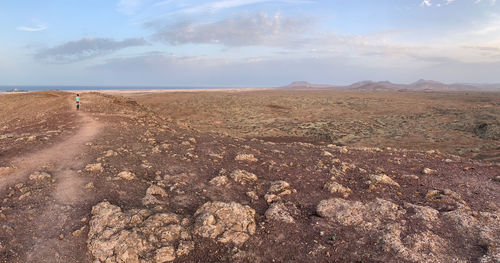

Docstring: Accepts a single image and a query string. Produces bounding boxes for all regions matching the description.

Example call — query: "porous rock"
[230,170,258,185]
[29,171,52,181]
[367,174,400,187]
[116,171,136,180]
[85,163,103,173]
[193,201,256,246]
[316,198,405,231]
[87,202,193,263]
[265,203,295,223]
[324,181,352,198]
[209,176,229,186]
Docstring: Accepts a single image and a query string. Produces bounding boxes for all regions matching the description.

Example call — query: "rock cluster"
[264,181,294,203]
[87,202,193,263]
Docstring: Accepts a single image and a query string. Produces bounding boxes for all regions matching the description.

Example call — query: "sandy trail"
[1,106,102,261]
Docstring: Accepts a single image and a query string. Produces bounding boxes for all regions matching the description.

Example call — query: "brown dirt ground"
[0,91,498,262]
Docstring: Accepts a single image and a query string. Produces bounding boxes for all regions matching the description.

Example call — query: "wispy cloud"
[151,12,312,47]
[35,37,148,63]
[16,24,47,32]
[177,0,314,13]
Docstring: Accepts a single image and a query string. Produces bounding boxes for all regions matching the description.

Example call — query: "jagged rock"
[265,203,295,223]
[87,202,193,263]
[323,182,352,198]
[265,181,293,203]
[116,171,136,180]
[209,176,229,186]
[425,190,442,201]
[85,163,103,173]
[193,201,256,246]
[367,174,400,187]
[316,198,405,231]
[246,191,259,201]
[235,154,258,162]
[142,185,168,206]
[230,170,258,185]
[380,223,457,262]
[146,185,168,197]
[29,171,52,180]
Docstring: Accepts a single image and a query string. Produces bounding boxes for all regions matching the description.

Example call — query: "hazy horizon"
[2,0,500,86]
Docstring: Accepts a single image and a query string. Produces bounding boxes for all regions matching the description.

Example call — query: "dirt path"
[1,108,102,262]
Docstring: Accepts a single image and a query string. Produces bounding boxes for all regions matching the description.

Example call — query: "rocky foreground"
[0,91,499,262]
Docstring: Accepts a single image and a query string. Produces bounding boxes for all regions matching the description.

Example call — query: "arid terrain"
[0,90,499,263]
[132,90,500,163]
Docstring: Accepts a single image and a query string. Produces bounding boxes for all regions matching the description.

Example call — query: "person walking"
[76,94,80,110]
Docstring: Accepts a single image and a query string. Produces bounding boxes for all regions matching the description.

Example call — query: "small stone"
[235,154,258,162]
[29,171,52,180]
[402,174,419,180]
[422,168,436,175]
[58,234,64,240]
[116,171,136,180]
[367,174,400,187]
[85,163,103,173]
[493,176,500,183]
[324,182,352,198]
[146,185,168,197]
[230,170,258,185]
[84,182,94,189]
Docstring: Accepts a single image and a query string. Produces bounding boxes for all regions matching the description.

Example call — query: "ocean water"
[0,86,254,92]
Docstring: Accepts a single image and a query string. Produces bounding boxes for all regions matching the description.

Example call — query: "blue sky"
[1,0,499,86]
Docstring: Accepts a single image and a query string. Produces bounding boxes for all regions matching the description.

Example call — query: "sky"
[1,0,500,87]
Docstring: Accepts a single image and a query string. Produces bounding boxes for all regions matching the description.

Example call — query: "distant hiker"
[76,94,80,110]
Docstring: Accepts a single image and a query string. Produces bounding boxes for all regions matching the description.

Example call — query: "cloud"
[421,0,431,7]
[16,24,47,32]
[34,37,148,63]
[177,0,314,13]
[151,12,312,47]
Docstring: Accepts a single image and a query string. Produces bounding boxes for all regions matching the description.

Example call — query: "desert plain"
[0,89,499,262]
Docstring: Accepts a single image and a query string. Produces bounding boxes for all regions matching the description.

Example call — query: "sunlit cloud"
[16,24,47,32]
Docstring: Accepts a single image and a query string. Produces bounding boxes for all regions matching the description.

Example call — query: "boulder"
[316,198,405,231]
[265,203,295,223]
[193,201,256,246]
[87,202,193,263]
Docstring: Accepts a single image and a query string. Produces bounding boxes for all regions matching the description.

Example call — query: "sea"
[0,85,255,92]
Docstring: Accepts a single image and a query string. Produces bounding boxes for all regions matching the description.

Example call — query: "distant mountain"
[348,81,405,92]
[278,80,500,92]
[279,81,340,90]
